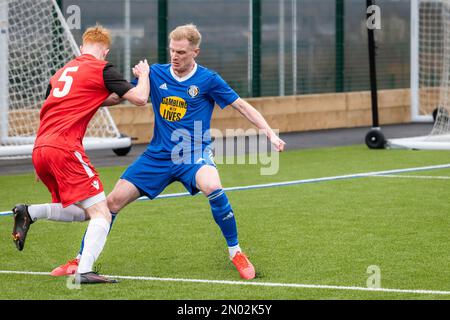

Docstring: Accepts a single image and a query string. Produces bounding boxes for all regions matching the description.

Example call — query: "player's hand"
[132,67,139,78]
[270,135,286,152]
[132,59,150,77]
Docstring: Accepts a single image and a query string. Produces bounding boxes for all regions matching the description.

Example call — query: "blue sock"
[77,212,117,257]
[208,189,238,247]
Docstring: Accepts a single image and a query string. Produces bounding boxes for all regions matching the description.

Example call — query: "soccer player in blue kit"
[52,24,286,280]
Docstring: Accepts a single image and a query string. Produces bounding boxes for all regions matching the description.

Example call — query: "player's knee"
[107,193,122,213]
[203,184,223,197]
[86,206,111,224]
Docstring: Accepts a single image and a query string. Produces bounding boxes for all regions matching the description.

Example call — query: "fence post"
[252,0,261,97]
[158,0,168,64]
[335,0,345,92]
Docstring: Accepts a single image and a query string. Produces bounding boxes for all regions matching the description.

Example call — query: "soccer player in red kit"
[11,25,150,284]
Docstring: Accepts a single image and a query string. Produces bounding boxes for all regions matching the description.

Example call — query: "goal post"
[410,0,429,122]
[410,0,442,122]
[0,0,131,158]
[388,0,450,149]
[0,4,9,144]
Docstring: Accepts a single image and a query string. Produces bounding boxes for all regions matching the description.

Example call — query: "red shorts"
[32,146,104,207]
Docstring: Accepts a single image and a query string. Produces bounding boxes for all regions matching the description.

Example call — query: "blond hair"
[169,24,202,48]
[82,24,112,48]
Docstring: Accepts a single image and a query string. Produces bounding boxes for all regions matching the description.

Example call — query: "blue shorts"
[121,151,216,199]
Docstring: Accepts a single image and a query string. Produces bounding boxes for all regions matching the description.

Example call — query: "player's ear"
[193,47,200,58]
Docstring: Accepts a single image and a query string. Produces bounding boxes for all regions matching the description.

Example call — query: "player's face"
[169,39,199,75]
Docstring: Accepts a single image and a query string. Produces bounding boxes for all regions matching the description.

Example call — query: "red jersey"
[34,54,132,150]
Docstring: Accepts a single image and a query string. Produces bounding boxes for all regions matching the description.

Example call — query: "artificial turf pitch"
[0,145,449,300]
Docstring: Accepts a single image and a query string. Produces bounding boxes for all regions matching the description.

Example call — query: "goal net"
[0,0,130,158]
[388,0,450,149]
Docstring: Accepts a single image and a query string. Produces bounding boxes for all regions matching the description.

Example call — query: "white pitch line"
[373,174,450,180]
[0,270,50,276]
[0,270,449,296]
[135,162,450,201]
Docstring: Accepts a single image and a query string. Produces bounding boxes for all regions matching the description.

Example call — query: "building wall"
[109,88,410,143]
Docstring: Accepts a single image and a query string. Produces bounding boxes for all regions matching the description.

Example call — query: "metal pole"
[292,0,297,95]
[410,0,420,121]
[364,0,386,149]
[248,0,253,97]
[0,4,9,142]
[252,0,261,97]
[367,0,379,127]
[158,0,168,64]
[124,0,131,81]
[279,0,285,96]
[335,0,345,92]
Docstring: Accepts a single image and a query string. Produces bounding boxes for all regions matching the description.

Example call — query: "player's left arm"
[230,98,286,152]
[102,61,149,107]
[102,61,150,106]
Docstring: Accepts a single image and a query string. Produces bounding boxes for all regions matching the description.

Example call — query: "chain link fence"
[62,0,410,98]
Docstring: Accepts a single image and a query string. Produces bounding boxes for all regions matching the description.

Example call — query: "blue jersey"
[134,63,239,161]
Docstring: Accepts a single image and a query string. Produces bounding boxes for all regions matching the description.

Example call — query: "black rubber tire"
[112,134,132,156]
[365,129,386,149]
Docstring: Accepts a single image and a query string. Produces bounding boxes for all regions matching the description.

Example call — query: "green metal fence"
[61,0,410,98]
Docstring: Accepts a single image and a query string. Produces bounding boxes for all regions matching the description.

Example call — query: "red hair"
[82,24,111,48]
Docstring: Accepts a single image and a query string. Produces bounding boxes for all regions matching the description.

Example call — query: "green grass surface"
[1,145,450,299]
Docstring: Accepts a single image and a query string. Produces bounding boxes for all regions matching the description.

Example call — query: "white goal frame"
[410,0,434,122]
[388,0,450,149]
[0,0,131,158]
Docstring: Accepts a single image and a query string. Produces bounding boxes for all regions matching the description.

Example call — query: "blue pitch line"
[1,163,450,217]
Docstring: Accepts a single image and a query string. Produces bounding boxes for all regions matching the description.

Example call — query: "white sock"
[77,218,110,274]
[28,204,50,221]
[228,244,242,259]
[28,204,86,222]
